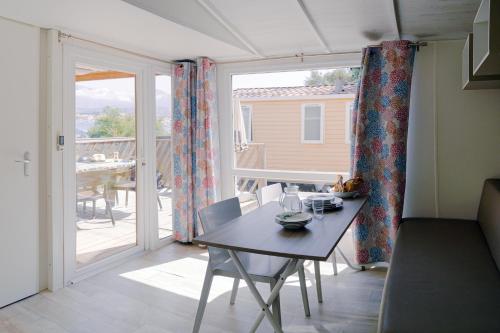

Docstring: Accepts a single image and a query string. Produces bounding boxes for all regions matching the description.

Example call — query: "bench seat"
[379,179,500,333]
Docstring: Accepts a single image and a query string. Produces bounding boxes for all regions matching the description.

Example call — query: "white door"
[0,18,39,307]
[62,45,146,283]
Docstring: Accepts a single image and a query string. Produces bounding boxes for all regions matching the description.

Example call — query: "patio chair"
[76,173,116,226]
[193,197,311,333]
[256,182,282,206]
[257,183,339,303]
[113,167,165,209]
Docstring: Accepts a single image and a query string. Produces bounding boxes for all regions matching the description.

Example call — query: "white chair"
[193,197,311,333]
[256,183,339,303]
[256,182,282,206]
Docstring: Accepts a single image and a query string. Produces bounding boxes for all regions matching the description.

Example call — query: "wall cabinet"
[462,33,500,90]
[472,0,500,76]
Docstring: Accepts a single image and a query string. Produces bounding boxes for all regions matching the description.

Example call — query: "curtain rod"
[58,31,427,66]
[58,31,175,65]
[369,41,428,49]
[218,42,428,65]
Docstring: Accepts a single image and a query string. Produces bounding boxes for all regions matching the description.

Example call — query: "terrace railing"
[75,136,172,187]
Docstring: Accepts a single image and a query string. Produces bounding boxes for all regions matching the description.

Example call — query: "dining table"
[193,195,368,333]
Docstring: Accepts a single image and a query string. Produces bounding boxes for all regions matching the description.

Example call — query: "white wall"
[404,40,500,220]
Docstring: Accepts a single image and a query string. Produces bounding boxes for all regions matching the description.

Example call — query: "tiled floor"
[0,229,386,333]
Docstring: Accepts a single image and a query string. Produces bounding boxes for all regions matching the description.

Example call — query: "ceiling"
[0,0,482,62]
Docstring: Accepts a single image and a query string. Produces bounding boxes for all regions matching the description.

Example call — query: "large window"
[230,67,359,211]
[301,103,324,143]
[232,68,356,174]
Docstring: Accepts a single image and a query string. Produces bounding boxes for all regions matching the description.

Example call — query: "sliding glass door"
[62,44,172,283]
[73,64,139,267]
[155,74,173,240]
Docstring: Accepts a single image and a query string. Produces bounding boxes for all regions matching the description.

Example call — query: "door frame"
[57,40,172,285]
[62,44,147,283]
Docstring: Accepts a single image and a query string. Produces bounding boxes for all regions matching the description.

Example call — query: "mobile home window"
[345,101,353,144]
[301,104,324,143]
[241,105,252,142]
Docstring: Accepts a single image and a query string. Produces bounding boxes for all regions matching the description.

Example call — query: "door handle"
[14,152,30,176]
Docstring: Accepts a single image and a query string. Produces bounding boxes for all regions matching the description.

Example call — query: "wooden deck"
[0,229,385,333]
[76,190,172,267]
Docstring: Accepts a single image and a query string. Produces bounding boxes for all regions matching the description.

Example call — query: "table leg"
[249,258,304,333]
[336,246,366,271]
[228,250,299,333]
[313,261,323,303]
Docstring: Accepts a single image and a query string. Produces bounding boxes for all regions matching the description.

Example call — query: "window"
[155,74,172,240]
[229,67,359,213]
[241,105,252,142]
[301,103,324,143]
[345,101,353,144]
[229,68,358,203]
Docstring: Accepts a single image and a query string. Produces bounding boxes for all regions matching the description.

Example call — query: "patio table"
[76,159,135,174]
[193,196,368,332]
[76,160,136,204]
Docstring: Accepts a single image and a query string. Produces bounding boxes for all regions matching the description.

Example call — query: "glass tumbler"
[312,199,324,220]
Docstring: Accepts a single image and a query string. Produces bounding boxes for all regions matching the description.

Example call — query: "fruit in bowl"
[331,176,363,198]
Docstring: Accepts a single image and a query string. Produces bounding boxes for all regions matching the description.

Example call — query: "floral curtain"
[172,58,219,243]
[351,40,416,264]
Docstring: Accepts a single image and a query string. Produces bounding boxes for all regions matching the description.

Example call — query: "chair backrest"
[256,183,283,206]
[198,197,242,266]
[477,179,500,270]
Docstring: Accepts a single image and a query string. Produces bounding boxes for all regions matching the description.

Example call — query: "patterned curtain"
[172,58,219,243]
[351,41,416,264]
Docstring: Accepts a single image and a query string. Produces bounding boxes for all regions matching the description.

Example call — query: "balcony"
[75,137,172,266]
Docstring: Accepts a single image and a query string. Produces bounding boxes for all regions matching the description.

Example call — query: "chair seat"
[212,252,291,283]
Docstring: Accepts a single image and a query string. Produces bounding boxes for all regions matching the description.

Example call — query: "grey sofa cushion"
[378,218,500,333]
[478,179,500,270]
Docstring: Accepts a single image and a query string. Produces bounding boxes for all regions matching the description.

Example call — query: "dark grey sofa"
[378,179,500,333]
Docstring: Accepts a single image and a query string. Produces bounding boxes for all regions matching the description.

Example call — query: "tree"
[350,67,361,82]
[155,116,169,136]
[88,106,135,138]
[304,70,326,86]
[304,68,359,86]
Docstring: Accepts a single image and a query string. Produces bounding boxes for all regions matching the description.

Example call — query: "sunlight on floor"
[120,253,348,302]
[120,256,238,302]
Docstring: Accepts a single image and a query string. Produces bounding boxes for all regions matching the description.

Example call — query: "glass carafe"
[279,185,302,212]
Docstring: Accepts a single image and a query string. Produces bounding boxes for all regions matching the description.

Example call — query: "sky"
[75,75,171,110]
[74,68,346,107]
[231,68,343,89]
[76,68,341,97]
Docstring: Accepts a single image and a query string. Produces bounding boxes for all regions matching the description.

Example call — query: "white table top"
[76,159,135,173]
